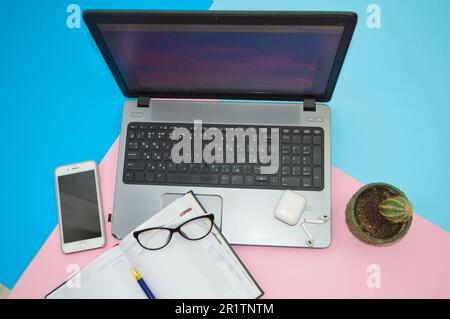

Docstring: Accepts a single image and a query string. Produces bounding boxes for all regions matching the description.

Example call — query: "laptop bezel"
[83,10,357,103]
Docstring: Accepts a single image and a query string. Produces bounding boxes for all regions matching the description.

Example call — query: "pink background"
[9,138,450,299]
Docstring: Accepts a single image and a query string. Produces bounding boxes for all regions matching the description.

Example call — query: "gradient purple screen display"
[99,24,344,95]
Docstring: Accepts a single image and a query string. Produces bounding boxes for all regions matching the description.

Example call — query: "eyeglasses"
[133,214,215,250]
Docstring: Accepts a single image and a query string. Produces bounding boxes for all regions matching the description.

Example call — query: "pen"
[131,267,156,299]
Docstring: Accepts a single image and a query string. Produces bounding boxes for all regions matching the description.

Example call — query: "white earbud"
[304,214,330,224]
[300,223,315,247]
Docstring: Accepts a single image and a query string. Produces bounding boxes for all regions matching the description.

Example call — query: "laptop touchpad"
[161,193,223,229]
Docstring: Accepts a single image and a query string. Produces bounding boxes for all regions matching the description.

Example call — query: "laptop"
[84,10,357,248]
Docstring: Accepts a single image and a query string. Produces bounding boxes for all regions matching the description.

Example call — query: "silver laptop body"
[113,99,331,248]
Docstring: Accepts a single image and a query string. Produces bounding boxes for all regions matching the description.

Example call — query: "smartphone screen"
[58,170,102,243]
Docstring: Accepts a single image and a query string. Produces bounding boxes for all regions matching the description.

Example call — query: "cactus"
[378,196,413,224]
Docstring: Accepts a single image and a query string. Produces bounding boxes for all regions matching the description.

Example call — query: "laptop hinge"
[137,97,151,108]
[304,99,316,112]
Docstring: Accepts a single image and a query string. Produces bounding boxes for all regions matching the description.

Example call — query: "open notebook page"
[119,193,262,299]
[47,247,146,299]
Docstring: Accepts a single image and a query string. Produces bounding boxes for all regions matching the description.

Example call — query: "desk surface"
[9,139,450,299]
[2,0,450,294]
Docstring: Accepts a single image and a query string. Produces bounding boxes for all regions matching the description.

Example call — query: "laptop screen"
[84,12,357,101]
[97,23,344,97]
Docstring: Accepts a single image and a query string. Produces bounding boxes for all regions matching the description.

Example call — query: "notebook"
[46,192,263,299]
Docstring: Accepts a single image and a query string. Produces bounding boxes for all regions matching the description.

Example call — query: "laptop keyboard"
[123,122,324,191]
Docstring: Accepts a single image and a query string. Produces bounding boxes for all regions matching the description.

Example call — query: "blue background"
[1,0,449,289]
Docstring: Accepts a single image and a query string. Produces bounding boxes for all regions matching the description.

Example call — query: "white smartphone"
[55,161,106,254]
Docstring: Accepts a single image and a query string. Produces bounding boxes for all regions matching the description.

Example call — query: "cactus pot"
[345,183,413,246]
